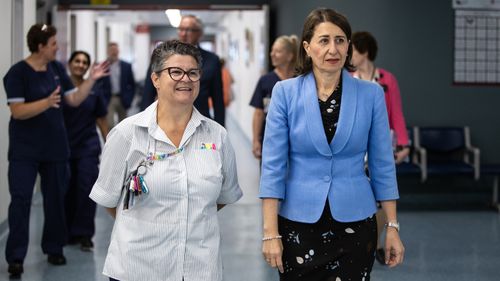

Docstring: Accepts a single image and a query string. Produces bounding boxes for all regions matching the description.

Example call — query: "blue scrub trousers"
[5,160,69,263]
[65,156,99,238]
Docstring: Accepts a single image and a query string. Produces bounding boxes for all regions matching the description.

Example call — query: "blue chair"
[396,127,427,182]
[414,126,480,181]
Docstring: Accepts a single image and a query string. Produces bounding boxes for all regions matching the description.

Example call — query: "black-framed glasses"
[157,67,202,82]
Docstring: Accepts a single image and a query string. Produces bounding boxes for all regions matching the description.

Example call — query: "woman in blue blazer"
[259,8,404,280]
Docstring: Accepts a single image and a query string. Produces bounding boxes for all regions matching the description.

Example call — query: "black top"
[249,71,281,144]
[63,79,108,159]
[3,60,74,161]
[318,76,343,144]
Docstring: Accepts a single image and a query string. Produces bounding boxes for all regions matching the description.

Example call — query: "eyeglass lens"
[168,67,201,82]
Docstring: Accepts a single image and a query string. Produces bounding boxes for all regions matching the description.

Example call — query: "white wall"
[133,31,151,82]
[108,23,135,64]
[54,8,70,63]
[74,11,96,60]
[23,0,36,57]
[0,0,37,228]
[96,17,108,62]
[216,9,268,140]
[54,11,147,80]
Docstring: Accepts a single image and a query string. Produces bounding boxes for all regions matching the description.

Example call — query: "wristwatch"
[385,221,400,232]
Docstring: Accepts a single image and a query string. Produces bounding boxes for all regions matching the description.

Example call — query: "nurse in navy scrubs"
[2,24,108,278]
[63,51,109,252]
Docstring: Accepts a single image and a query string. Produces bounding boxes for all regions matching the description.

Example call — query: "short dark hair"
[68,50,91,66]
[351,31,378,61]
[296,8,354,75]
[27,24,57,53]
[150,40,202,74]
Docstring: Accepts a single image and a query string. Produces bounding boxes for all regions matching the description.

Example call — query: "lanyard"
[123,139,185,210]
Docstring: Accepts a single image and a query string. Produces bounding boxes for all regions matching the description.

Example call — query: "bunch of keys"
[123,161,150,210]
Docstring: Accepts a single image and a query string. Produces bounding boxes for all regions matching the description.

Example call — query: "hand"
[384,228,405,267]
[46,86,61,108]
[252,140,262,159]
[89,60,110,80]
[395,147,410,164]
[262,238,284,273]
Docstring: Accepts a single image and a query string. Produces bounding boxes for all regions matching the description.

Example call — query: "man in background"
[106,42,135,128]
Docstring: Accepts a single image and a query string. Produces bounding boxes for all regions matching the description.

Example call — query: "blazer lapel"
[302,73,332,157]
[331,70,357,154]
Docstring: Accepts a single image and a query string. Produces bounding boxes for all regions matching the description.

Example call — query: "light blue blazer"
[259,69,399,223]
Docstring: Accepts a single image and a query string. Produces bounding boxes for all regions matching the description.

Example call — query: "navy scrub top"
[3,60,75,162]
[249,71,281,143]
[63,79,108,159]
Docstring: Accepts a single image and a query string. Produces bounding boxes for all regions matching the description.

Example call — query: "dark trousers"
[5,160,69,263]
[65,157,99,238]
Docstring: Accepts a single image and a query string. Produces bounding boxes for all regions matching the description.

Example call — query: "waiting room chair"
[413,126,480,181]
[396,127,427,182]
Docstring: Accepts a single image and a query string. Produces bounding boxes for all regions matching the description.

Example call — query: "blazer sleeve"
[367,85,399,201]
[385,72,409,146]
[259,81,289,199]
[122,62,136,109]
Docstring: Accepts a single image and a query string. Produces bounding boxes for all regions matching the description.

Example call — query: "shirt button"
[323,176,331,182]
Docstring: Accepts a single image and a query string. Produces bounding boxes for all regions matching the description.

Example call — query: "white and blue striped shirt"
[90,101,242,281]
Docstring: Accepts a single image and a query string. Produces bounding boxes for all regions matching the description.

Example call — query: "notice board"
[453,0,500,84]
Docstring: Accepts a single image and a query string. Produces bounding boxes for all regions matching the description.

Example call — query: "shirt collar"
[132,101,208,146]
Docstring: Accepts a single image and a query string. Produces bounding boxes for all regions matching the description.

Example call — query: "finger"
[269,258,276,268]
[398,251,404,264]
[276,257,284,273]
[387,252,402,267]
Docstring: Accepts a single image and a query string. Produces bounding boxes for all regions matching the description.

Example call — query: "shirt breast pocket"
[193,148,223,187]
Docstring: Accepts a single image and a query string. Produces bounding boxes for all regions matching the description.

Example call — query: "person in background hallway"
[141,15,225,126]
[220,58,233,107]
[2,23,108,279]
[105,42,136,128]
[207,58,233,110]
[259,8,404,280]
[250,35,298,160]
[63,51,110,252]
[350,30,410,266]
[90,40,242,281]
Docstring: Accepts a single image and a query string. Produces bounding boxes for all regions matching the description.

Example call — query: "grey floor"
[1,116,500,281]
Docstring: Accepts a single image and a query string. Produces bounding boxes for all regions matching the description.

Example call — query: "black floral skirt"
[278,203,377,281]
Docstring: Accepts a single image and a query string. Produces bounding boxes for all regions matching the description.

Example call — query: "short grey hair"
[150,40,203,74]
[182,14,204,30]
